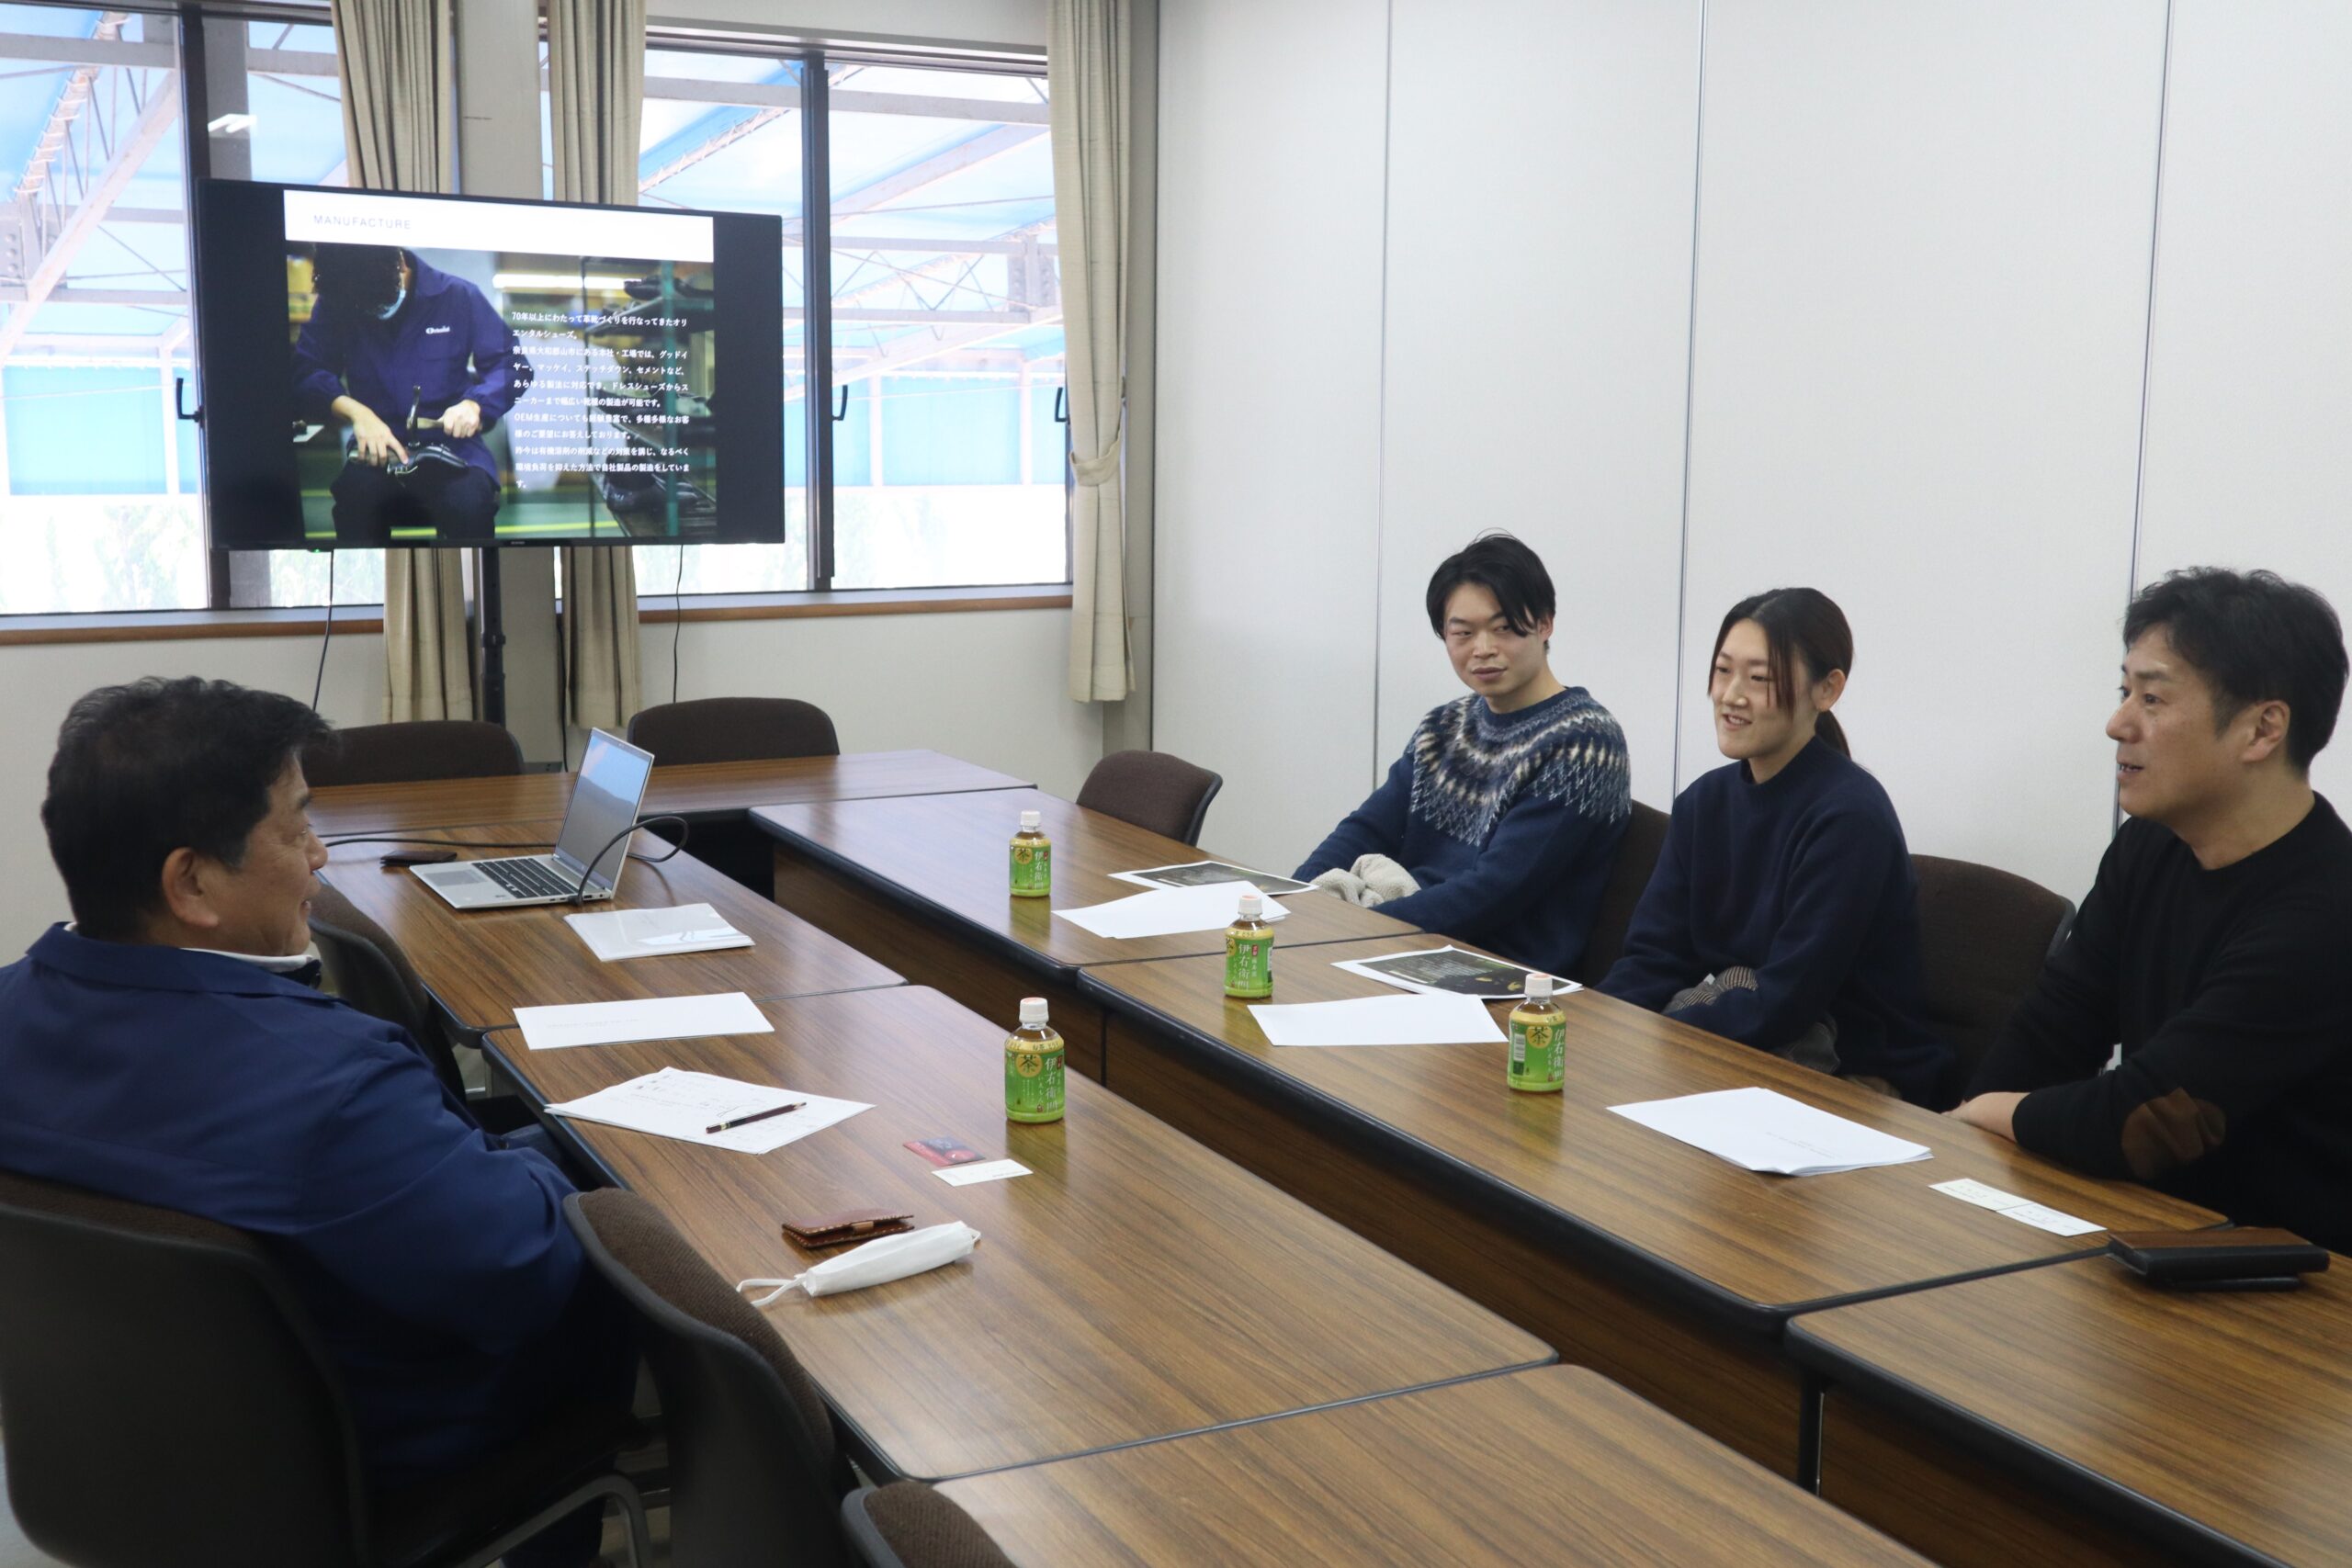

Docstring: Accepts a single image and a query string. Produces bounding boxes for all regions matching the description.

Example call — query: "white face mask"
[371,282,407,321]
[736,1221,980,1306]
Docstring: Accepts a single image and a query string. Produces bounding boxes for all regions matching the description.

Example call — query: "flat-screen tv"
[193,181,786,550]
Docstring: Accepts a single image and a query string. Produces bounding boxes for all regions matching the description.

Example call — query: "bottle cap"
[1523,973,1554,999]
[1019,997,1049,1027]
[1237,891,1264,919]
[1020,810,1041,830]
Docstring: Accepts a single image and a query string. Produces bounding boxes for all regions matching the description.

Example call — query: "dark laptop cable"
[567,814,689,902]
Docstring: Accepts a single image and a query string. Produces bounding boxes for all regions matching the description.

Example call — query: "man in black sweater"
[1955,569,2352,1253]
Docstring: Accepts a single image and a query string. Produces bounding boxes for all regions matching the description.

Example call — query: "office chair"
[842,1483,1013,1568]
[1911,852,2076,1087]
[565,1189,851,1568]
[303,721,526,788]
[624,697,840,765]
[0,1168,647,1568]
[1570,800,1670,985]
[1076,750,1224,845]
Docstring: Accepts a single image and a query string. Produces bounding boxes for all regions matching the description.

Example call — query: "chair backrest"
[625,698,840,766]
[842,1483,1014,1568]
[309,879,466,1097]
[302,720,525,788]
[1076,750,1224,846]
[0,1168,371,1568]
[1569,800,1670,985]
[1911,852,2075,1084]
[565,1190,845,1568]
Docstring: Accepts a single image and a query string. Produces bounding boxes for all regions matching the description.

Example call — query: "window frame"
[0,3,1072,619]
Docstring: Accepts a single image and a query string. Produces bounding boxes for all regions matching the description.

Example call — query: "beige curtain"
[330,0,476,720]
[1049,0,1134,701]
[548,0,647,730]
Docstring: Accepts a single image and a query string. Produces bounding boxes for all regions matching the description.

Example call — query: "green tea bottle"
[1508,973,1566,1093]
[1009,809,1052,898]
[1004,997,1066,1123]
[1223,891,1275,999]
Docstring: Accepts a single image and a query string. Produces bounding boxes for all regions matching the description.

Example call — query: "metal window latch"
[1053,387,1069,424]
[175,375,203,426]
[832,385,850,422]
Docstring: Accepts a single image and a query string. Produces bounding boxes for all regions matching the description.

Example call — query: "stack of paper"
[514,991,773,1051]
[1608,1087,1932,1176]
[546,1066,870,1154]
[564,903,752,962]
[1053,881,1293,940]
[1248,991,1506,1048]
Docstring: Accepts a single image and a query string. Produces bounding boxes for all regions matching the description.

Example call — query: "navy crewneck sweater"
[1296,686,1630,976]
[1600,738,1951,1104]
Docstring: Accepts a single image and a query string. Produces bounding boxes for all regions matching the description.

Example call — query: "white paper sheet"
[1052,881,1293,940]
[1248,991,1507,1048]
[1930,1179,2104,1237]
[545,1066,871,1154]
[514,991,773,1051]
[934,1158,1031,1187]
[1607,1087,1933,1176]
[563,903,753,962]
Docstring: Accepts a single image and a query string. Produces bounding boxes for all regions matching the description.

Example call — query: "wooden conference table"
[756,788,1415,1080]
[307,748,1029,840]
[1790,1251,2352,1567]
[478,987,1553,1483]
[318,819,902,1032]
[932,1367,1928,1566]
[1074,931,2219,1476]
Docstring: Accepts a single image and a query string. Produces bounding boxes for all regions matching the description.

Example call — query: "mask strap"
[735,1277,803,1308]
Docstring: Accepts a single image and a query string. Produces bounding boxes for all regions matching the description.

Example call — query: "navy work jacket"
[291,254,529,484]
[0,924,591,1477]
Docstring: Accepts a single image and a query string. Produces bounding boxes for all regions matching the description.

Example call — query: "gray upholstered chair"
[302,721,525,787]
[842,1483,1014,1568]
[1076,750,1224,845]
[624,697,840,764]
[1911,852,2076,1086]
[0,1168,646,1568]
[1570,800,1670,986]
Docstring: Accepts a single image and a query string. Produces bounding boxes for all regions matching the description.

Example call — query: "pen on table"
[707,1101,806,1134]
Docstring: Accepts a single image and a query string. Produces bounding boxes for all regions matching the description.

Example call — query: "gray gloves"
[1311,855,1423,908]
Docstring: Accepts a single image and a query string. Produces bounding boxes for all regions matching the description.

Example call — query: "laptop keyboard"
[477,857,582,900]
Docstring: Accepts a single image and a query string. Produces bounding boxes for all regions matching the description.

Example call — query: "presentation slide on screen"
[277,190,733,547]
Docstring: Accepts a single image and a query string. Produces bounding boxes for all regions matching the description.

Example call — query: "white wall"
[1157,0,2351,905]
[0,630,384,958]
[1679,0,2165,900]
[2136,0,2352,809]
[1376,0,1700,812]
[1151,0,1390,876]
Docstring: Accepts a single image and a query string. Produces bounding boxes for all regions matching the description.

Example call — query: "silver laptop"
[412,729,656,909]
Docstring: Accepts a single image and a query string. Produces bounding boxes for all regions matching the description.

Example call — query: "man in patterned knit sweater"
[1296,534,1632,976]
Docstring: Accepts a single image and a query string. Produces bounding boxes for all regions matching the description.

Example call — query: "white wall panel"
[0,631,384,958]
[1375,0,1700,812]
[2136,1,2352,809]
[1679,0,2165,900]
[1152,0,1389,874]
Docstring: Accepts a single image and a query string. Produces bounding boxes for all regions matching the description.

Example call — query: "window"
[0,4,377,613]
[619,46,1067,600]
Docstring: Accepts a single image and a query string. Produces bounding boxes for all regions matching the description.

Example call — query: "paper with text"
[1608,1087,1932,1176]
[564,903,752,962]
[1249,991,1507,1048]
[1930,1179,2103,1236]
[546,1066,869,1154]
[515,991,771,1051]
[1053,881,1293,940]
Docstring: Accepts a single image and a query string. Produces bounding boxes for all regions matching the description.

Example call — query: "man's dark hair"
[309,243,407,314]
[41,678,334,941]
[1424,532,1556,637]
[2124,568,2347,773]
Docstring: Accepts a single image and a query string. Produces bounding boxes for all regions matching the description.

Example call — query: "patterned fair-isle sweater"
[1296,686,1632,976]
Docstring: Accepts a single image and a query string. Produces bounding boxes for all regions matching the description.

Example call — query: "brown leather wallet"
[782,1208,914,1252]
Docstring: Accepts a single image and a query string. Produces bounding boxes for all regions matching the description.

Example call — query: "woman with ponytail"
[1599,589,1952,1104]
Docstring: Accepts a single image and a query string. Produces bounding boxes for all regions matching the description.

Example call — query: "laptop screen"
[553,730,657,887]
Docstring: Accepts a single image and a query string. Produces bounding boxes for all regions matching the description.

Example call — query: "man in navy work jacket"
[293,243,529,546]
[0,678,628,1568]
